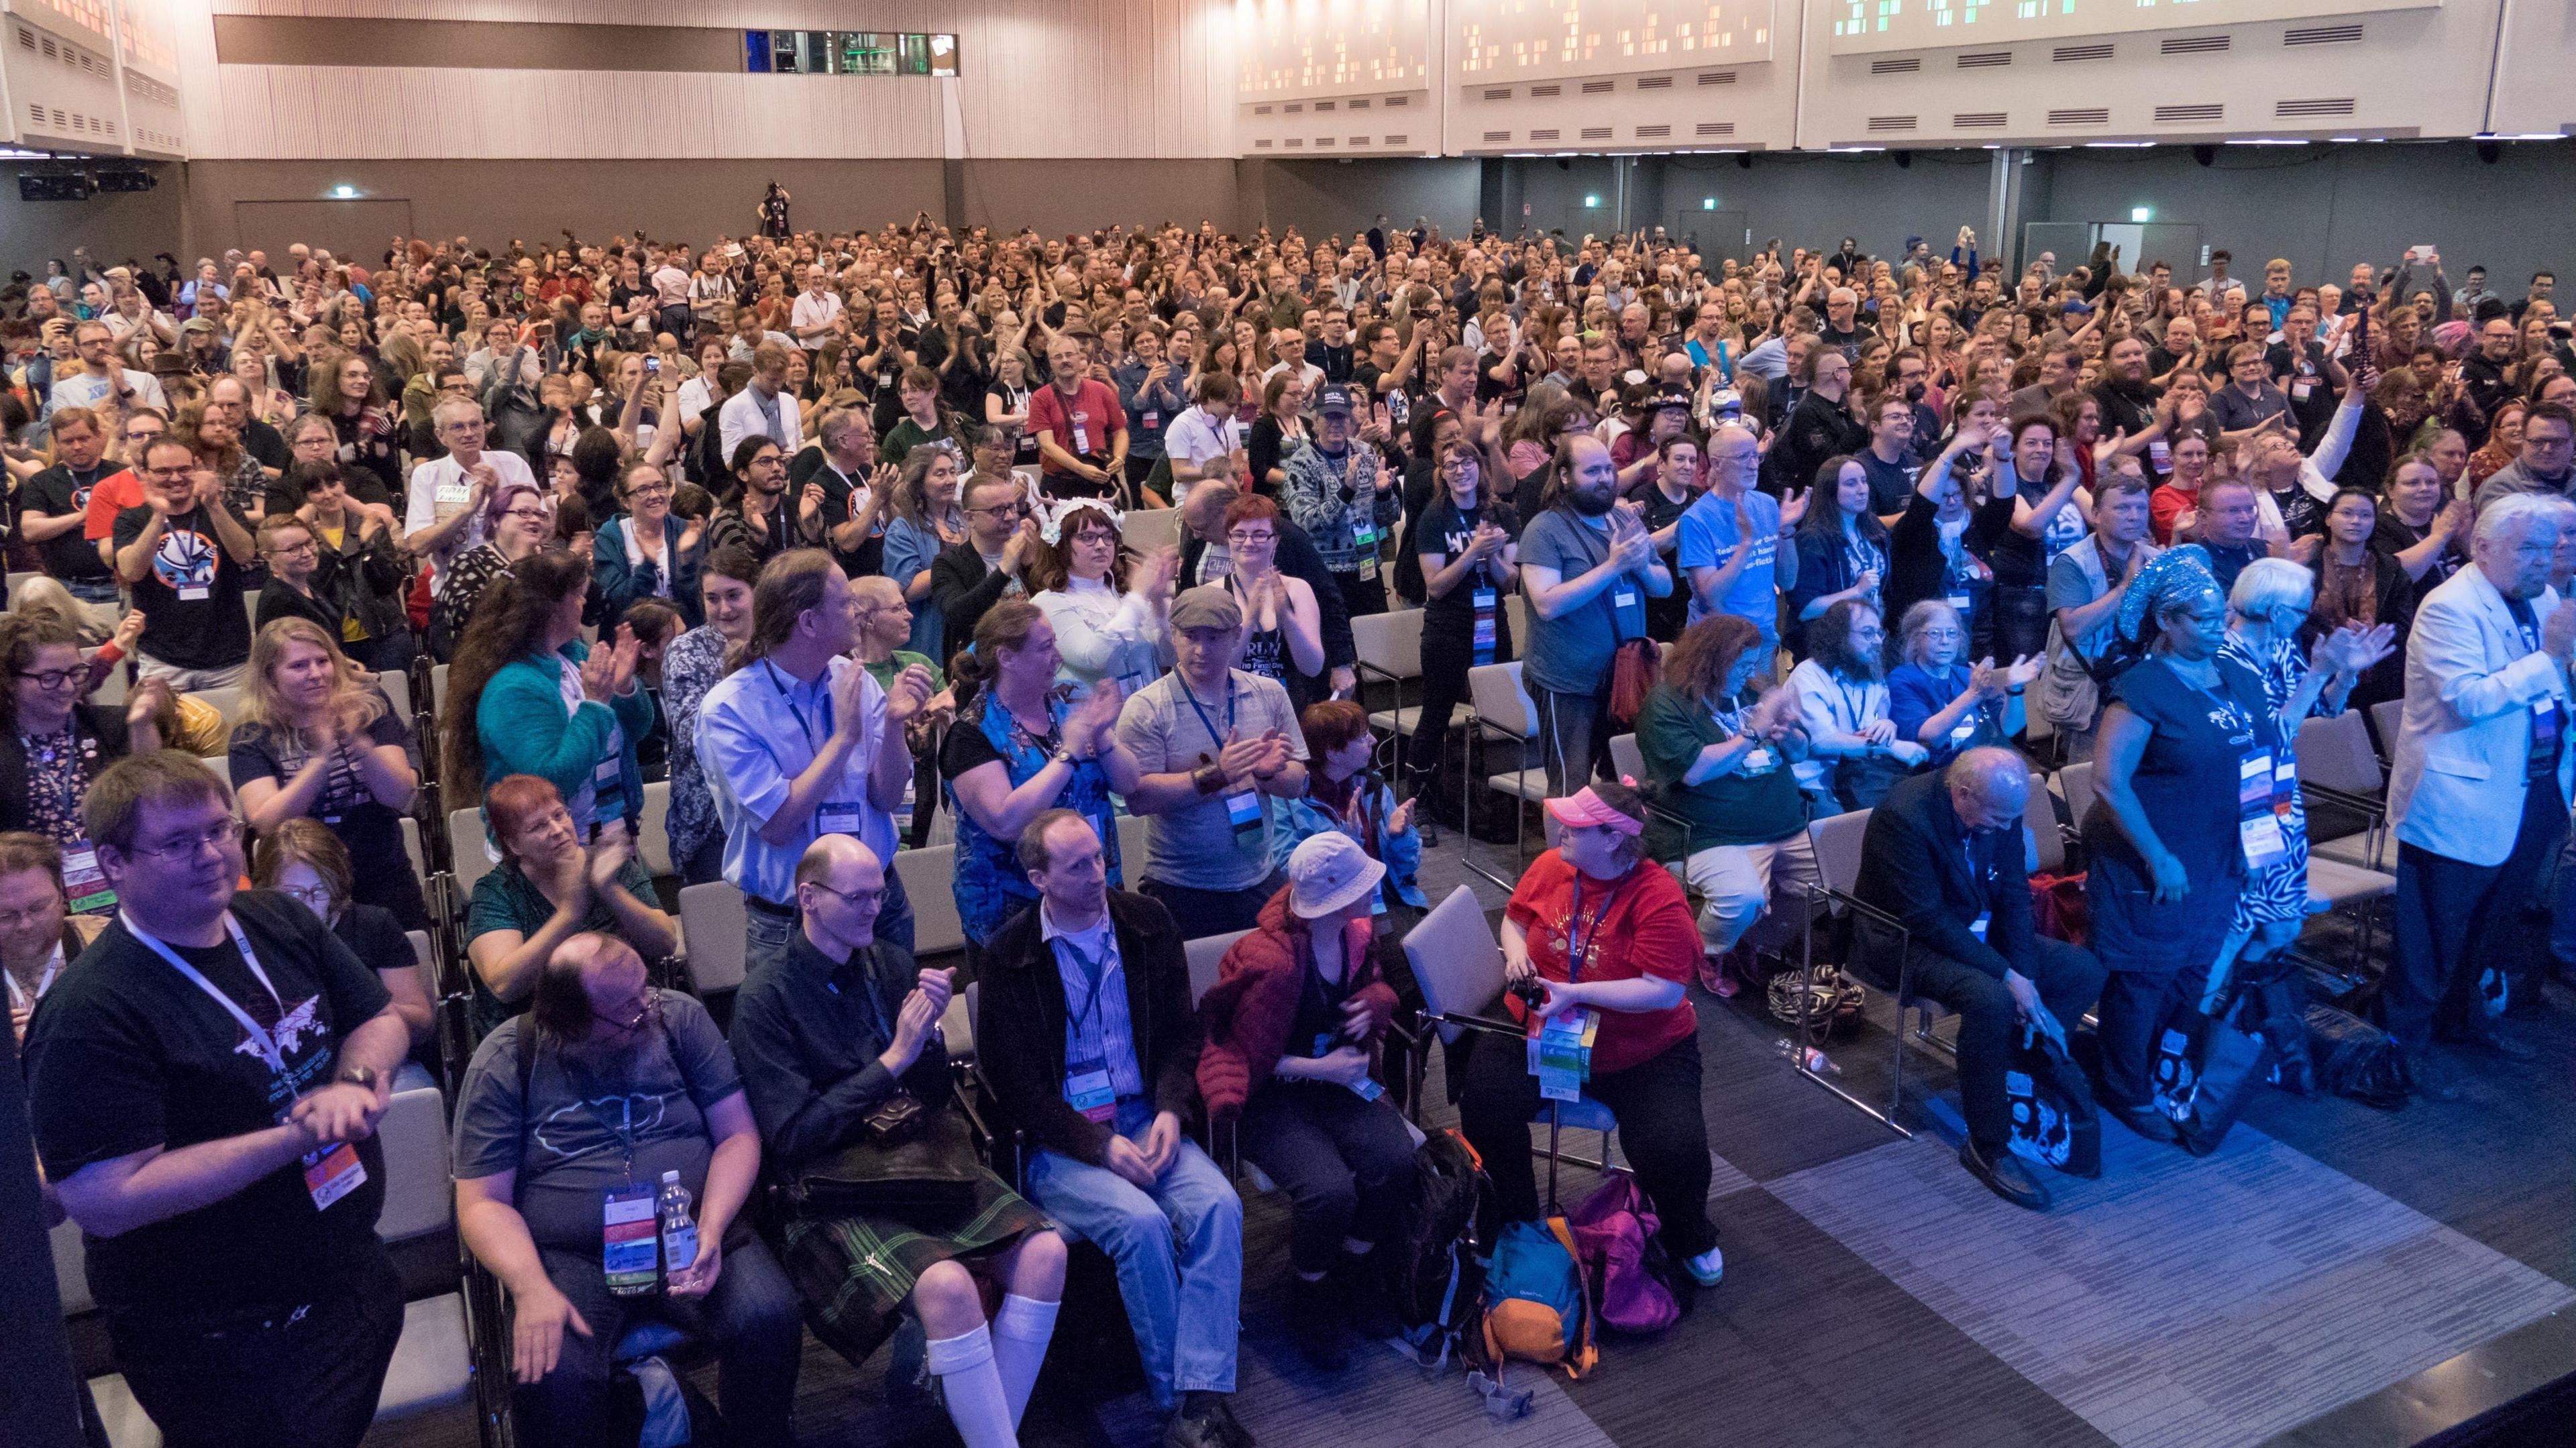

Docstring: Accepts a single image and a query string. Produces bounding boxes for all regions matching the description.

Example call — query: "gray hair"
[1944,746,2029,806]
[2475,492,2571,561]
[2229,557,2315,620]
[1897,598,1964,663]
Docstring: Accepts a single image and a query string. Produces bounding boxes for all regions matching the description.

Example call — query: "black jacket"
[1177,516,1356,673]
[930,540,1016,664]
[0,703,130,836]
[1770,390,1871,503]
[975,889,1201,1168]
[1850,770,2035,982]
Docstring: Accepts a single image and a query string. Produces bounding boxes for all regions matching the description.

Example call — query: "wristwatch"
[336,1064,379,1092]
[1052,744,1079,766]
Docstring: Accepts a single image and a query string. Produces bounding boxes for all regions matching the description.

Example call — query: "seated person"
[977,811,1252,1448]
[1197,832,1412,1370]
[728,834,1066,1448]
[1886,600,2033,771]
[0,612,166,911]
[1633,614,1817,998]
[1788,598,1928,812]
[1848,750,2106,1209]
[466,774,678,1039]
[1459,782,1725,1288]
[252,818,437,1086]
[230,616,429,932]
[0,832,109,1043]
[453,932,799,1447]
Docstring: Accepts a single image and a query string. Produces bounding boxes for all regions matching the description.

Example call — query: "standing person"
[1197,832,1413,1370]
[727,835,1065,1448]
[975,812,1252,1448]
[2308,487,2418,710]
[427,482,553,661]
[1769,347,1870,511]
[25,752,415,1448]
[2082,549,2280,1139]
[1625,431,1701,645]
[1116,585,1309,939]
[112,435,259,689]
[2037,472,2159,763]
[1406,437,1519,791]
[0,613,164,908]
[1280,383,1402,623]
[19,404,122,634]
[941,600,1145,948]
[662,546,763,885]
[1457,781,1727,1288]
[403,396,542,599]
[706,437,805,571]
[1848,752,2107,1209]
[1028,335,1128,501]
[1984,416,2091,667]
[716,343,804,463]
[1118,327,1189,505]
[1217,495,1328,711]
[280,460,414,675]
[849,574,950,849]
[1521,433,1674,794]
[1886,415,2000,651]
[1032,499,1178,700]
[1784,455,1888,664]
[452,932,799,1447]
[1,832,109,1042]
[696,549,935,973]
[1678,422,1801,659]
[594,459,708,633]
[1633,614,1816,995]
[2386,495,2573,1097]
[882,444,969,665]
[932,473,1044,663]
[229,618,427,932]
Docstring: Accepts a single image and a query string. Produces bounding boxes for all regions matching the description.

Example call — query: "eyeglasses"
[805,881,884,909]
[129,818,244,862]
[276,883,337,912]
[0,900,62,930]
[501,506,551,522]
[623,484,674,502]
[266,539,319,557]
[16,667,83,690]
[965,503,1024,519]
[1228,529,1275,546]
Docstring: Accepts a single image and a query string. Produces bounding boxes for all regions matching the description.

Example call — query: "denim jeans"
[743,858,914,980]
[1024,1097,1243,1410]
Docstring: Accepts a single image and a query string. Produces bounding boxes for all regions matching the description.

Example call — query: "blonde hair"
[235,617,385,742]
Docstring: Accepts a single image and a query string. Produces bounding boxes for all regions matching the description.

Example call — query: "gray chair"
[1185,929,1252,1008]
[677,881,749,995]
[1355,609,1465,773]
[1462,662,1550,891]
[894,844,965,961]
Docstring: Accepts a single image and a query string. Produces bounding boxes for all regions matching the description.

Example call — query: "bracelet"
[1193,763,1226,795]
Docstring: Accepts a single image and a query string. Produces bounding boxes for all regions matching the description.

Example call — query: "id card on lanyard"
[127,912,367,1212]
[1180,677,1265,845]
[1472,587,1499,665]
[2237,748,2290,872]
[1061,938,1119,1123]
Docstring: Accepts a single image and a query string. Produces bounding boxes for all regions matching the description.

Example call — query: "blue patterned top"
[941,689,1124,946]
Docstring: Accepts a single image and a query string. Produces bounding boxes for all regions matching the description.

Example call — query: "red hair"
[484,774,566,860]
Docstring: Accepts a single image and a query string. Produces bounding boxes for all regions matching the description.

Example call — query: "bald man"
[1848,748,2106,1210]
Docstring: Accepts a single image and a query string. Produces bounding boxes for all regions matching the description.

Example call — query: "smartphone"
[645,357,660,374]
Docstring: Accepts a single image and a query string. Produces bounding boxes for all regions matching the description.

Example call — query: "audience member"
[1788,598,1926,810]
[1216,494,1328,709]
[594,458,708,632]
[2037,471,2159,761]
[1522,434,1674,793]
[112,435,259,688]
[248,817,437,1080]
[0,612,164,904]
[1032,499,1178,698]
[445,549,653,840]
[1677,422,1796,659]
[464,773,679,1038]
[0,831,108,1042]
[1784,453,1888,663]
[660,544,762,884]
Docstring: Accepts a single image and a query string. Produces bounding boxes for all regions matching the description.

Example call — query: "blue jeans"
[1024,1097,1243,1410]
[743,860,914,979]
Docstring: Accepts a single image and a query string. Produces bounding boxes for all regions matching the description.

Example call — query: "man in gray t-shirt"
[1515,435,1672,795]
[1116,584,1310,938]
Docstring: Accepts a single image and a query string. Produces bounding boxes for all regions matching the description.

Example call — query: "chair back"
[1185,930,1251,1005]
[1116,812,1151,885]
[1403,884,1507,1042]
[50,1219,89,1315]
[374,1085,453,1242]
[677,881,749,993]
[1467,662,1536,740]
[2368,697,2404,757]
[2057,761,2095,831]
[1120,508,1181,557]
[894,844,965,959]
[374,669,411,722]
[2025,771,2065,875]
[200,754,232,794]
[635,781,674,876]
[1806,807,1872,895]
[1607,733,1646,783]
[2297,711,2383,796]
[430,663,451,718]
[406,928,438,1005]
[447,806,494,896]
[399,816,427,887]
[1351,609,1426,682]
[185,686,244,730]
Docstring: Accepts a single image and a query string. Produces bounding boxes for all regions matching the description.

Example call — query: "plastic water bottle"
[656,1170,698,1280]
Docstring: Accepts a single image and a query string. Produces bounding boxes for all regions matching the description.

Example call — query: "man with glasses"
[931,475,1042,661]
[20,405,123,636]
[2473,401,2576,511]
[112,435,258,689]
[46,317,166,419]
[25,751,416,1448]
[0,832,108,1043]
[402,395,539,592]
[80,406,169,569]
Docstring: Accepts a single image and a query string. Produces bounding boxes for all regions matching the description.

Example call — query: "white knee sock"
[926,1324,1018,1448]
[991,1293,1061,1427]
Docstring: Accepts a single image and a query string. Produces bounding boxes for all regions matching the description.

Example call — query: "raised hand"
[883,663,937,726]
[606,624,642,696]
[578,644,617,704]
[586,832,632,891]
[1776,484,1811,531]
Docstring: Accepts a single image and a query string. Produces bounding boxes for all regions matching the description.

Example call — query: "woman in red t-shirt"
[1458,780,1727,1287]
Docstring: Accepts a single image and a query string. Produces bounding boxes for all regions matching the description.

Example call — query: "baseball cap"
[1169,584,1242,633]
[1543,785,1644,838]
[1287,832,1387,918]
[1316,382,1356,416]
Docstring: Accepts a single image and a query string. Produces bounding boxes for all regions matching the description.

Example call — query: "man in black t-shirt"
[111,436,258,689]
[19,403,121,630]
[26,752,412,1448]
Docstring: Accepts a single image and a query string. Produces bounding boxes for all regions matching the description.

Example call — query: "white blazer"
[2387,563,2574,867]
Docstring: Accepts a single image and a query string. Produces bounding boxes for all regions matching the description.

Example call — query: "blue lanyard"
[1061,933,1115,1036]
[1175,674,1236,755]
[1564,879,1617,983]
[763,659,835,752]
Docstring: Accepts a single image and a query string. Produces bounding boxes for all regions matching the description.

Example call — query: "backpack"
[1389,1129,1489,1368]
[2004,1021,2101,1178]
[1566,1172,1678,1335]
[1479,1217,1597,1380]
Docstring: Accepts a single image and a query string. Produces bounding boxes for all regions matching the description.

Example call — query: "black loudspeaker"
[2476,141,2501,164]
[2192,144,2216,167]
[17,172,89,201]
[1893,150,1913,169]
[1735,152,1754,170]
[94,170,155,193]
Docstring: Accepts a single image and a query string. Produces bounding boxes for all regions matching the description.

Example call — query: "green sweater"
[1632,681,1807,860]
[476,641,659,831]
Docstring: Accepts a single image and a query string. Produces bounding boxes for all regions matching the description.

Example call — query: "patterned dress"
[2218,631,2326,932]
[941,689,1124,946]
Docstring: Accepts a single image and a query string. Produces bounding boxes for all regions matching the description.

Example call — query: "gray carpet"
[1764,1123,2576,1448]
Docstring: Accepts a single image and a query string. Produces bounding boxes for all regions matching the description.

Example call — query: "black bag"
[2303,1002,2414,1110]
[778,1096,983,1217]
[1831,752,1913,813]
[2247,966,2315,1097]
[1390,1127,1491,1368]
[2153,991,2276,1158]
[2004,1021,2101,1178]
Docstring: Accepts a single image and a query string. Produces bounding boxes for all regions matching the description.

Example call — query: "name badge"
[603,1182,660,1293]
[2238,750,2290,871]
[1142,410,1161,430]
[1064,1060,1117,1123]
[1472,587,1499,665]
[1071,421,1092,454]
[817,801,866,837]
[594,753,621,785]
[61,841,113,914]
[1610,585,1645,638]
[1945,592,1974,614]
[1742,746,1776,773]
[1949,717,1980,743]
[1969,912,1991,942]
[1527,1007,1598,1103]
[178,586,209,602]
[1352,520,1378,550]
[300,1137,366,1211]
[2290,378,2315,402]
[1224,789,1264,842]
[2535,695,2563,750]
[2147,438,2172,472]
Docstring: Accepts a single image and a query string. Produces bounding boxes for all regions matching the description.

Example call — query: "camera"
[1508,976,1548,1011]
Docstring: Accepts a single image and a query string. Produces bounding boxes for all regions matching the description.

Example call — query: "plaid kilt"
[776,1166,1050,1365]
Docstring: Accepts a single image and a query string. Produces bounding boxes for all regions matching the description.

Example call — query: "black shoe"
[1164,1404,1228,1448]
[1205,1396,1256,1448]
[1960,1139,2053,1211]
[2446,1030,2538,1064]
[2108,1103,2180,1144]
[1331,1250,1405,1343]
[1289,1273,1352,1371]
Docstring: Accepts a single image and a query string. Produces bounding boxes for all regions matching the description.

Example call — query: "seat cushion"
[1368,703,1472,737]
[2306,856,2397,908]
[2310,831,2392,873]
[377,1294,474,1419]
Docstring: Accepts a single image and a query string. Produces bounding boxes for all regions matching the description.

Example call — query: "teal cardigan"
[475,641,658,832]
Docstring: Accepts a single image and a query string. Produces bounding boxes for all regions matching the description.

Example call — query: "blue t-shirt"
[1675,488,1784,636]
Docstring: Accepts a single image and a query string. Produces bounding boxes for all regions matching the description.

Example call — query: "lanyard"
[5,947,61,1015]
[124,911,294,1076]
[1564,878,1617,983]
[1175,673,1236,755]
[1834,675,1876,734]
[764,660,836,752]
[1059,932,1116,1037]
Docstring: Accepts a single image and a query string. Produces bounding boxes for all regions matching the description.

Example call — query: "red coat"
[1195,888,1398,1124]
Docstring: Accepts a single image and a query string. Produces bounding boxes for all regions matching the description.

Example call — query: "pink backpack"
[1566,1173,1678,1335]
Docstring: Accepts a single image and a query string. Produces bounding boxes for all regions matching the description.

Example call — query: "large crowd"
[3,210,2572,1448]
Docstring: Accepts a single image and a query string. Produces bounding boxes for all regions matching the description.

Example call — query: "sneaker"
[1206,1396,1256,1448]
[1684,1243,1725,1286]
[1959,1139,2053,1211]
[1288,1273,1351,1371]
[1164,1401,1230,1448]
